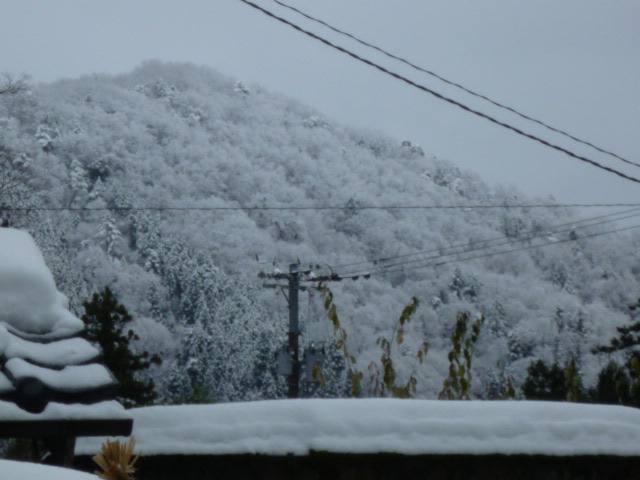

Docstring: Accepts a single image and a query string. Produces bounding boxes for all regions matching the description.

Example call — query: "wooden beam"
[0,418,133,438]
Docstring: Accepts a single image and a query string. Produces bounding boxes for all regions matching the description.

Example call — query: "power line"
[322,207,640,276]
[269,0,640,170]
[339,210,640,277]
[307,223,640,281]
[372,223,640,278]
[3,203,640,213]
[237,0,640,185]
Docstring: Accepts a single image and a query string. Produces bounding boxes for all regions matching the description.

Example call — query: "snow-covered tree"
[69,158,89,199]
[96,212,123,256]
[233,81,250,97]
[35,124,57,152]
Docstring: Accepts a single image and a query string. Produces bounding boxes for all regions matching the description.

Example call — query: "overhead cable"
[318,207,640,274]
[339,210,640,277]
[237,0,640,184]
[313,223,640,281]
[4,203,640,213]
[269,0,640,170]
[372,223,640,277]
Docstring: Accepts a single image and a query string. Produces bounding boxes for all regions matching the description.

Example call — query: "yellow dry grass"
[92,436,141,480]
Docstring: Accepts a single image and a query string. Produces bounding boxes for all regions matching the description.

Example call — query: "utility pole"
[259,263,304,398]
[259,262,354,398]
[287,263,300,398]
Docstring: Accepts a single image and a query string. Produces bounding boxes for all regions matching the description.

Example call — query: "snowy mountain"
[1,60,639,401]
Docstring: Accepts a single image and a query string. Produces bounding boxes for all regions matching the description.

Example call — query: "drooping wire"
[313,207,640,276]
[315,223,640,281]
[3,203,640,213]
[269,0,640,170]
[237,0,640,184]
[368,223,640,278]
[340,210,640,277]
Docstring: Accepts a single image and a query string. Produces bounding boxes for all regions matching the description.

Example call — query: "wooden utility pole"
[259,263,303,398]
[287,263,300,398]
[259,262,347,398]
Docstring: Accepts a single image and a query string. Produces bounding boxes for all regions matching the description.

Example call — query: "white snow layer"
[0,399,129,421]
[0,460,98,480]
[0,229,83,337]
[1,328,99,367]
[76,399,640,457]
[5,359,114,392]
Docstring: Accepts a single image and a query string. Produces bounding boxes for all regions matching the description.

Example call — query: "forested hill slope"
[1,60,639,401]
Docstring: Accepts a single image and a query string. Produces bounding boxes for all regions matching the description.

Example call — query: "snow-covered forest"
[1,61,639,402]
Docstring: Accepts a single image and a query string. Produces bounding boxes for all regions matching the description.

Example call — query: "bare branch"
[0,73,31,95]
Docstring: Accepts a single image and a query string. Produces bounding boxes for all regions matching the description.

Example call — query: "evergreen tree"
[69,158,88,196]
[564,356,584,402]
[82,286,161,407]
[251,332,281,400]
[88,177,105,201]
[96,212,123,256]
[483,369,516,400]
[593,297,640,406]
[166,322,215,403]
[449,268,480,301]
[590,361,631,405]
[316,341,351,398]
[595,298,640,355]
[521,360,566,401]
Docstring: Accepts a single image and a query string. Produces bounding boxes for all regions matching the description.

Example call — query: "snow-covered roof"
[0,400,129,422]
[0,228,119,413]
[2,331,100,368]
[76,399,640,457]
[0,229,83,337]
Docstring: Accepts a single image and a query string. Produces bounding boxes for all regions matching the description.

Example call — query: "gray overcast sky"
[2,0,639,206]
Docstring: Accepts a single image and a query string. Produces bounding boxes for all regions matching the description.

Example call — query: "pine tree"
[82,286,161,407]
[251,331,281,400]
[590,361,630,405]
[314,341,351,398]
[593,297,640,406]
[35,124,56,153]
[521,360,566,401]
[483,370,516,400]
[595,298,640,355]
[449,268,480,301]
[96,212,123,255]
[88,177,105,201]
[69,158,88,195]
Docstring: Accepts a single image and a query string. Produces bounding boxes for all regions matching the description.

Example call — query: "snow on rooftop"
[0,459,99,480]
[5,359,115,393]
[2,329,99,367]
[76,399,640,457]
[0,400,129,421]
[0,229,83,337]
[0,228,123,413]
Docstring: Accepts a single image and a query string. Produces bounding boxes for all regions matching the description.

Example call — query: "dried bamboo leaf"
[92,436,141,480]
